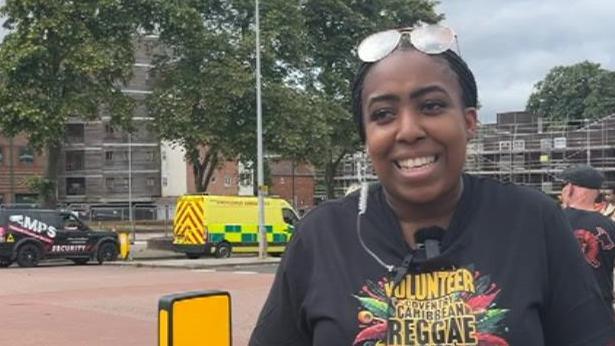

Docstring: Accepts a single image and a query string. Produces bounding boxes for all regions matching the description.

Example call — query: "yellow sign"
[158,290,231,346]
[6,234,15,243]
[540,154,549,162]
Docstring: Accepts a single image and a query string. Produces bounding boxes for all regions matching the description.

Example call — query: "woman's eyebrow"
[366,94,399,108]
[408,85,448,100]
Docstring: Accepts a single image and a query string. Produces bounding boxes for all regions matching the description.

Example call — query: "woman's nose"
[395,109,426,143]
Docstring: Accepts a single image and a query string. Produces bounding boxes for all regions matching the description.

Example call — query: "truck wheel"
[215,242,232,258]
[97,242,119,264]
[16,243,42,268]
[0,257,13,268]
[186,253,202,259]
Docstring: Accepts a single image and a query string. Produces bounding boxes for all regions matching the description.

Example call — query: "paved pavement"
[115,236,282,269]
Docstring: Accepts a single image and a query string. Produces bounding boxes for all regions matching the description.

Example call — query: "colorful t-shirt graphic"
[353,268,509,346]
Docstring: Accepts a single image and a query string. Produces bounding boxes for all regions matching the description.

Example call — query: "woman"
[250,24,615,345]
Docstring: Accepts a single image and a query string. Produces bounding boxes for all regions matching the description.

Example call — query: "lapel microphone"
[415,226,446,260]
[391,226,446,287]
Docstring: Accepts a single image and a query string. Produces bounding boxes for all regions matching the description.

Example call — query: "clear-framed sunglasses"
[357,23,460,63]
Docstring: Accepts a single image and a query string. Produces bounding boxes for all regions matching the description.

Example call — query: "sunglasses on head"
[357,23,459,63]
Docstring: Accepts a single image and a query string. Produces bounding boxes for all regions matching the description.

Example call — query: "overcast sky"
[437,0,615,123]
[1,1,614,123]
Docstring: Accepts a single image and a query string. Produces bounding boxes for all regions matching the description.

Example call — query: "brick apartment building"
[0,133,46,205]
[185,158,315,213]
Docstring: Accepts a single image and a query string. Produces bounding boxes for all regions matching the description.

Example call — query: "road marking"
[233,271,257,275]
[192,269,216,273]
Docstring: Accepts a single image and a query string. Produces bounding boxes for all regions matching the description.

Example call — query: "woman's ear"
[464,107,478,140]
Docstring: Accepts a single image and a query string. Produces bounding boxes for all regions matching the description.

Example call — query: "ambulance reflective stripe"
[208,224,287,244]
[173,199,205,245]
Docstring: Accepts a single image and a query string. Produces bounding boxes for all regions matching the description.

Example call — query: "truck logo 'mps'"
[9,215,57,238]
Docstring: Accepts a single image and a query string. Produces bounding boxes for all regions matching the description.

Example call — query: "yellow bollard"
[118,231,131,260]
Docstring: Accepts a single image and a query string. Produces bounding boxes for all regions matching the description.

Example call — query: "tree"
[526,61,615,123]
[0,0,158,206]
[300,0,442,198]
[148,0,320,192]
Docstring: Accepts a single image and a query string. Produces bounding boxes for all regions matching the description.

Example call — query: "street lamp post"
[128,132,135,244]
[586,118,591,165]
[255,0,267,259]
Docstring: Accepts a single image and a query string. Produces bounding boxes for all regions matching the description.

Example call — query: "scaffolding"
[466,113,615,195]
[315,113,615,200]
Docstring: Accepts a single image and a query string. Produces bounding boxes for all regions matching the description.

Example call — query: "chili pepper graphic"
[574,229,601,268]
[353,321,387,345]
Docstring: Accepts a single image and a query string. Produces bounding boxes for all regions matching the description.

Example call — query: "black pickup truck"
[0,209,119,268]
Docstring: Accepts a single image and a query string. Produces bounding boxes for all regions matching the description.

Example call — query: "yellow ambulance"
[172,195,299,258]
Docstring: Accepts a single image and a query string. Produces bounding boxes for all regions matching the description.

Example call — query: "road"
[0,263,277,346]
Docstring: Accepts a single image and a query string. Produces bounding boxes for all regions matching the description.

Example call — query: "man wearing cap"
[560,165,615,311]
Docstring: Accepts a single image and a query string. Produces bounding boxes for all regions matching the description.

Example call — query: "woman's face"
[361,49,477,207]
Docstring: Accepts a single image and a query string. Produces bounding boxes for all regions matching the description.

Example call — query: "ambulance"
[172,195,299,258]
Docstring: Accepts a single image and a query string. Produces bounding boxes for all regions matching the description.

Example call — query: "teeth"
[397,156,436,169]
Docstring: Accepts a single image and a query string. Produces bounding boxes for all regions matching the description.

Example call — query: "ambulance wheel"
[16,243,41,268]
[215,242,232,258]
[0,257,13,268]
[186,253,202,259]
[97,242,119,264]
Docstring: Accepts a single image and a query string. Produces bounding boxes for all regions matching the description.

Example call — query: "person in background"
[250,23,615,345]
[595,192,607,212]
[560,165,615,313]
[602,188,615,221]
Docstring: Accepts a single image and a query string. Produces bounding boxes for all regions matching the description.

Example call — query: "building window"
[279,177,285,184]
[239,172,252,186]
[145,150,155,161]
[498,141,511,152]
[162,177,168,187]
[0,146,3,164]
[553,137,567,149]
[512,139,525,151]
[146,177,155,186]
[105,124,115,136]
[210,176,216,184]
[15,194,38,204]
[65,124,85,142]
[105,151,113,161]
[224,175,232,187]
[540,138,552,150]
[65,151,85,171]
[19,147,34,164]
[105,177,115,191]
[66,177,86,196]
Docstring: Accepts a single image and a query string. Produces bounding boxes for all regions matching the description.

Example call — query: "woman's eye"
[369,108,395,122]
[422,101,446,114]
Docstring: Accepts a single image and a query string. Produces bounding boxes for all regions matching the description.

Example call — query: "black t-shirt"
[563,207,615,303]
[250,175,615,345]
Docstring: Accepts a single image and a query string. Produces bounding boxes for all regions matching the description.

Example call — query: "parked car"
[0,209,119,268]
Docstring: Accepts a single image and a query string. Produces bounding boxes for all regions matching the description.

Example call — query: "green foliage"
[526,61,615,123]
[23,176,55,204]
[0,0,156,147]
[148,0,317,192]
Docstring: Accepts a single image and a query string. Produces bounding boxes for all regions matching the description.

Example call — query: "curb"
[108,257,282,270]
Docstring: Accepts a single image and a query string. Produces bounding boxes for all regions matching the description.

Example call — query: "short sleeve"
[542,204,615,345]
[249,231,313,346]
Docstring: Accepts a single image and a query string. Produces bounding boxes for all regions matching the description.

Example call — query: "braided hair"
[351,48,478,143]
